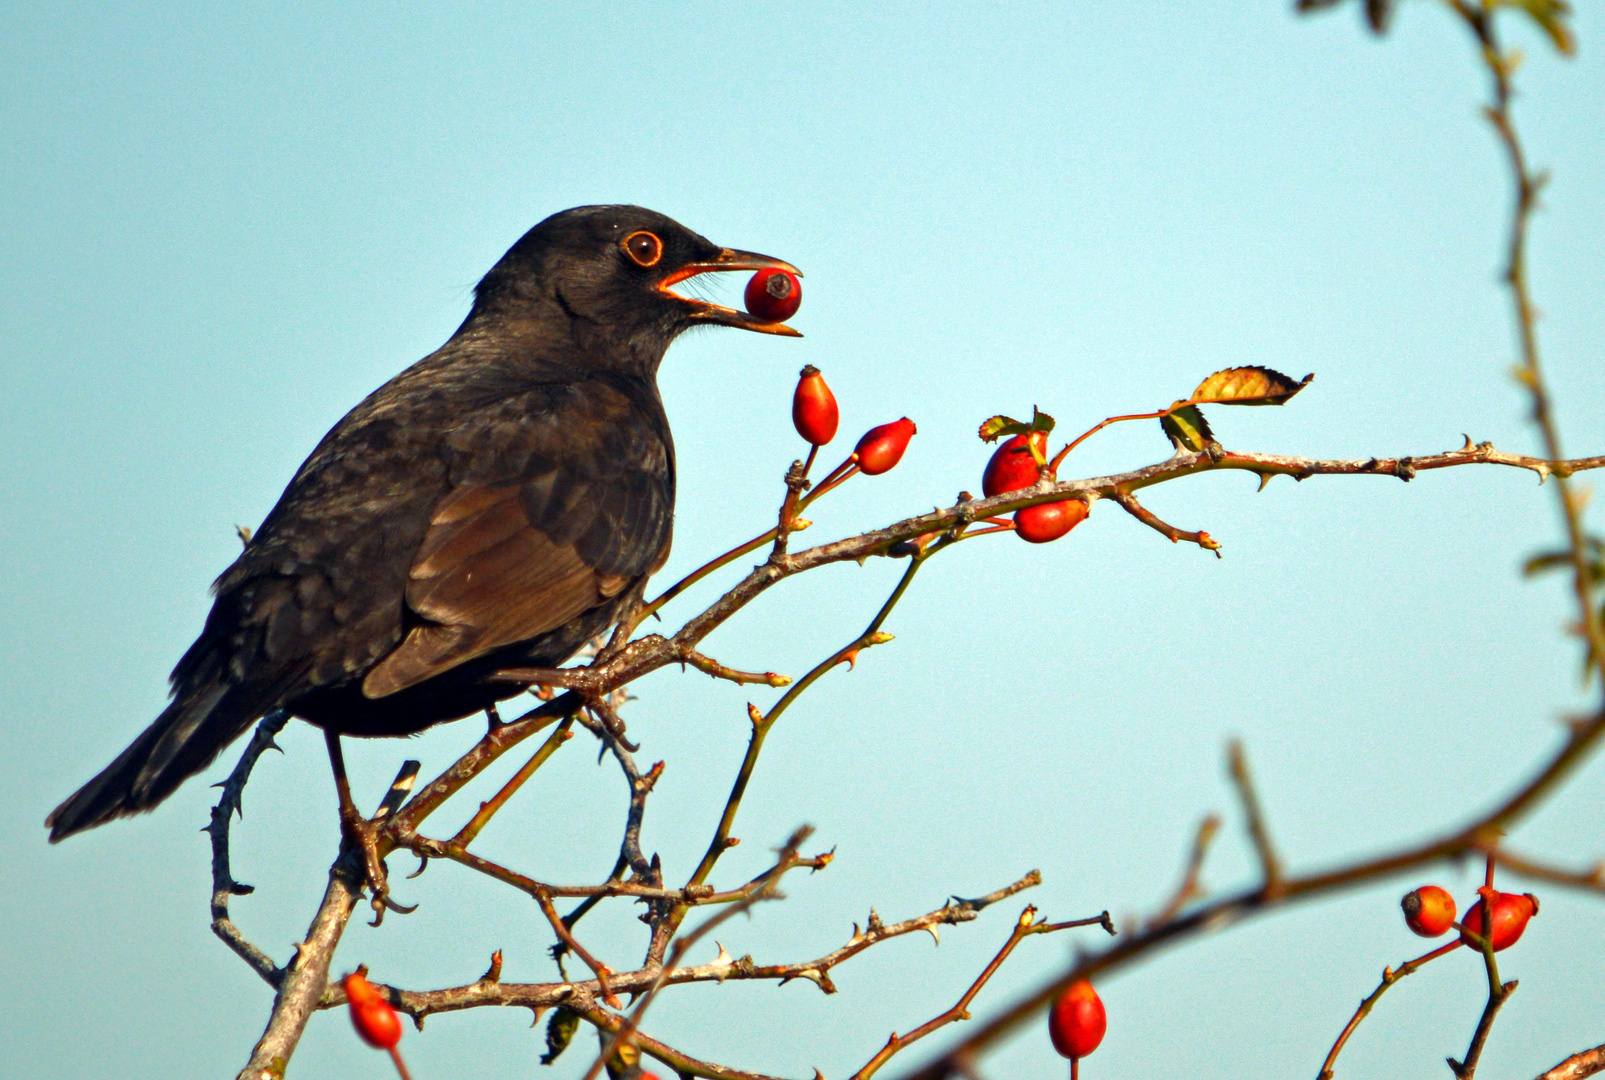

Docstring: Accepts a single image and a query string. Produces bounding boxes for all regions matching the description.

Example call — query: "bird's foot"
[338,807,417,925]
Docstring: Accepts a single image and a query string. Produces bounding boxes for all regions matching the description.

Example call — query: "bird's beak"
[658,248,804,337]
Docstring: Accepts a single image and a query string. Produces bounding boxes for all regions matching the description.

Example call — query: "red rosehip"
[855,417,916,475]
[1459,891,1538,952]
[745,268,802,323]
[982,432,1048,497]
[1015,498,1088,543]
[792,365,839,446]
[1048,980,1107,1060]
[344,972,402,1050]
[1401,885,1457,937]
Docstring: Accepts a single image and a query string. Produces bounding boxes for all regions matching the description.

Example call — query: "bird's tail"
[46,672,265,843]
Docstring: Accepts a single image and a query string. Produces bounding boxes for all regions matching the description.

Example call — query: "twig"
[234,861,363,1080]
[893,707,1605,1080]
[1316,941,1461,1080]
[534,888,618,1006]
[849,906,1112,1080]
[207,711,290,987]
[1148,814,1222,928]
[1228,741,1284,896]
[1535,1043,1605,1080]
[1483,847,1605,894]
[330,870,1043,1022]
[581,828,812,1080]
[1110,490,1221,555]
[683,552,926,900]
[448,716,574,849]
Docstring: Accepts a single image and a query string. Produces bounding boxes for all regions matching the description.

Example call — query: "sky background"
[3,2,1604,1079]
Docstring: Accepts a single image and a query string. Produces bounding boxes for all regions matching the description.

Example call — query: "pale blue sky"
[3,3,1603,1079]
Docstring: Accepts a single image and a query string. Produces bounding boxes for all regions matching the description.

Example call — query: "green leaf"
[1161,404,1215,452]
[1189,366,1314,407]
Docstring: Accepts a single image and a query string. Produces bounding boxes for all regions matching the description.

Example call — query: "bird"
[47,205,801,895]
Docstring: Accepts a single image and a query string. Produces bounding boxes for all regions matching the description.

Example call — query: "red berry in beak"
[1401,885,1456,937]
[792,365,839,446]
[745,268,802,322]
[1015,499,1087,543]
[1459,891,1538,952]
[1048,980,1107,1060]
[855,417,916,475]
[344,972,402,1050]
[983,432,1048,497]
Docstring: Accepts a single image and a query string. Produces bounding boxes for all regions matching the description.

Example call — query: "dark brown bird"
[47,205,799,858]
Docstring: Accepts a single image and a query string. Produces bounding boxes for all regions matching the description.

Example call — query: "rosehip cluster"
[789,365,917,477]
[982,432,1087,544]
[1048,980,1106,1077]
[1399,882,1539,952]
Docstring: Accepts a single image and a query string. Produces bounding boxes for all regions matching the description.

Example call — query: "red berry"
[1459,891,1538,952]
[1401,885,1457,937]
[1015,499,1087,543]
[745,268,802,322]
[982,432,1048,497]
[344,972,402,1050]
[1048,980,1106,1060]
[855,418,916,475]
[792,365,839,445]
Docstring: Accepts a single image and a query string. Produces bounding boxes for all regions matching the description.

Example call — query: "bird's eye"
[622,231,663,268]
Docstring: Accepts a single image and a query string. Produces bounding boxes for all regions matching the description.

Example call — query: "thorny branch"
[207,710,290,988]
[212,8,1605,1075]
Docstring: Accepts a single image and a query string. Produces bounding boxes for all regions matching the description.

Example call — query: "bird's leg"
[323,730,404,917]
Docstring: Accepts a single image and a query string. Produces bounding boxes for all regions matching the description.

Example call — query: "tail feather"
[47,681,263,843]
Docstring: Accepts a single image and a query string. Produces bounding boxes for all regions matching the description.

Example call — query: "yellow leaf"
[1189,366,1314,407]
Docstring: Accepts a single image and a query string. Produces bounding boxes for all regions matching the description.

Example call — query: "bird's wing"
[359,379,672,698]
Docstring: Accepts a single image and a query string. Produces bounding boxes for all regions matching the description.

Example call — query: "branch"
[1228,741,1284,896]
[319,871,1043,1023]
[893,705,1605,1079]
[207,711,290,987]
[1110,490,1221,554]
[1148,814,1222,928]
[581,828,812,1080]
[1536,1043,1605,1080]
[1317,940,1460,1080]
[850,905,1114,1080]
[235,861,363,1080]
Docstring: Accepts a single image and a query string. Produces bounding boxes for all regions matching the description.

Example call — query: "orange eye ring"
[622,230,662,268]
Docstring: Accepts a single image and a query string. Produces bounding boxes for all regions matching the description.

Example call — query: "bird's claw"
[338,808,414,924]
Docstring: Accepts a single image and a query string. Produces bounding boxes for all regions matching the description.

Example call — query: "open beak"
[658,248,804,337]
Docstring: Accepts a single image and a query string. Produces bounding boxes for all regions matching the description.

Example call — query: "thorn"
[235,524,253,546]
[1256,472,1274,492]
[923,924,940,946]
[838,648,861,670]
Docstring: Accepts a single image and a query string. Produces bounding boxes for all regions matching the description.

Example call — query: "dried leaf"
[1190,366,1314,407]
[1161,404,1214,452]
[541,1007,579,1065]
[1500,0,1576,55]
[1524,539,1604,581]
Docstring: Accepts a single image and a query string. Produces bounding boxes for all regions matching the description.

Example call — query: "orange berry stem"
[389,1045,414,1080]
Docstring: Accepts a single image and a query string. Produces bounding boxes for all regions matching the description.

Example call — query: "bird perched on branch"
[48,205,800,897]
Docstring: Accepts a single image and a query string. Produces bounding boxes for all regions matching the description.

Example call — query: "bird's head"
[468,205,801,369]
